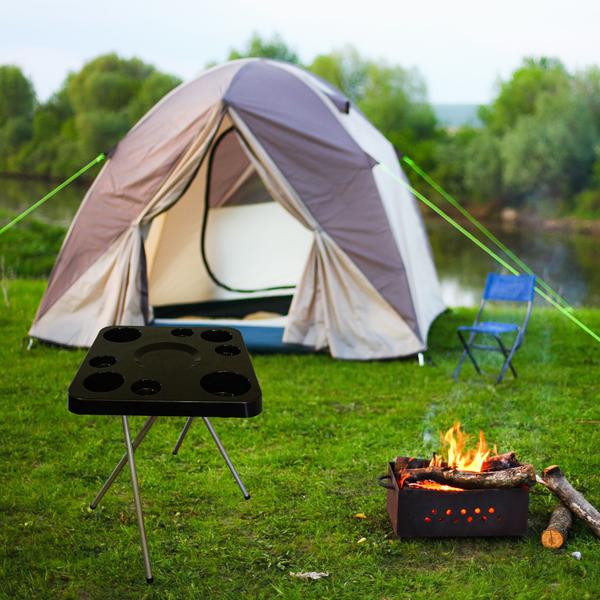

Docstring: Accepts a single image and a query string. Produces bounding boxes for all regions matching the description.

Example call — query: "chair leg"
[495,339,520,384]
[122,416,153,583]
[454,331,481,380]
[494,336,518,383]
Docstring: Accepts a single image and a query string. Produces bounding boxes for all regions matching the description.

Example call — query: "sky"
[2,0,600,104]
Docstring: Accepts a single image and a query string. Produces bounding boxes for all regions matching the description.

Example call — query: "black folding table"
[68,325,262,582]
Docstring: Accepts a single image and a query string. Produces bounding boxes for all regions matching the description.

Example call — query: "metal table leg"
[90,416,158,509]
[172,416,194,455]
[122,416,153,583]
[202,417,250,500]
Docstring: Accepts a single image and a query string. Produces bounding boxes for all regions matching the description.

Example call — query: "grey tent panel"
[224,62,418,333]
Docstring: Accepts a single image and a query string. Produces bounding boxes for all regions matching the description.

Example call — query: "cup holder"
[215,345,241,356]
[200,329,233,343]
[131,379,161,396]
[171,328,193,337]
[89,355,117,368]
[103,327,142,343]
[201,371,251,397]
[84,372,124,393]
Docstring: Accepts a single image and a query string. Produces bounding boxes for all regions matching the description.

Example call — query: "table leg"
[90,416,157,510]
[202,417,250,500]
[122,415,153,583]
[172,416,194,455]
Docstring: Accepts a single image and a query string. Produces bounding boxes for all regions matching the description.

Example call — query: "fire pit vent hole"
[171,328,193,337]
[201,329,232,343]
[201,371,251,397]
[103,327,142,343]
[84,372,124,393]
[215,345,241,356]
[89,355,117,368]
[131,379,161,396]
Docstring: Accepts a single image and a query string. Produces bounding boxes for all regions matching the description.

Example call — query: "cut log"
[541,504,573,549]
[540,465,600,538]
[398,464,536,489]
[482,452,519,472]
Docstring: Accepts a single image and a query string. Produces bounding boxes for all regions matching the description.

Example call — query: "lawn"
[0,279,599,599]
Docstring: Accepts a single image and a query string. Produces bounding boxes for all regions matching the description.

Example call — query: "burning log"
[398,464,536,490]
[541,504,573,549]
[540,465,600,539]
[481,452,519,472]
[395,456,431,470]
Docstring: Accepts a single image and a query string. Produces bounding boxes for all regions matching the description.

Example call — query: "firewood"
[541,504,573,549]
[482,452,519,472]
[398,464,536,489]
[540,465,600,538]
[395,456,431,470]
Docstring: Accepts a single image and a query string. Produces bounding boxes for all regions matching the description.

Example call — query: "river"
[2,176,600,308]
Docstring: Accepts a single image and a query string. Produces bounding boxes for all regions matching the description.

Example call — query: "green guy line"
[402,155,571,311]
[378,162,600,345]
[0,153,106,236]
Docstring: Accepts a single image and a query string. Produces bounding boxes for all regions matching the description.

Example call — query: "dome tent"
[30,59,445,359]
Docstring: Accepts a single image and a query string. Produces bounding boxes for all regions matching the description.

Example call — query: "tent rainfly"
[30,59,445,359]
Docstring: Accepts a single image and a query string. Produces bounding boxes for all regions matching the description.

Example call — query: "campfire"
[380,423,600,544]
[379,423,533,538]
[400,422,535,493]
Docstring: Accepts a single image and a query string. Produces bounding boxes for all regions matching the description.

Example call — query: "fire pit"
[379,423,535,538]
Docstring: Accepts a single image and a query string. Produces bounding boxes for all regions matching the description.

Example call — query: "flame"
[429,422,497,472]
[408,480,464,492]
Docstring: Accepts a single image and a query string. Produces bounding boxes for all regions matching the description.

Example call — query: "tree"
[228,33,300,64]
[4,54,181,178]
[128,71,181,122]
[500,91,596,207]
[0,65,36,125]
[574,66,600,137]
[480,57,570,135]
[463,129,503,204]
[431,126,478,201]
[359,62,437,159]
[310,46,439,168]
[310,46,369,101]
[0,66,36,172]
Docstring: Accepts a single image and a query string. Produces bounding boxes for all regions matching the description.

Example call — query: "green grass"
[0,279,599,599]
[0,211,66,278]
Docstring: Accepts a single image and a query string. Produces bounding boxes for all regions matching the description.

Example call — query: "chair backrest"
[482,273,536,303]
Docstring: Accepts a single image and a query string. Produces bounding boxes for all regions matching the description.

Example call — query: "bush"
[0,210,66,278]
[573,187,600,219]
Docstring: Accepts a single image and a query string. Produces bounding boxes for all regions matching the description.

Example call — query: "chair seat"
[458,321,519,336]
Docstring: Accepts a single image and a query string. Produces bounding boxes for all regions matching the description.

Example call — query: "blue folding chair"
[453,273,536,384]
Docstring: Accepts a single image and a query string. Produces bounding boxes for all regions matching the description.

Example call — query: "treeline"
[2,34,600,217]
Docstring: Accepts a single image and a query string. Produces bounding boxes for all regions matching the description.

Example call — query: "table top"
[68,326,262,417]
